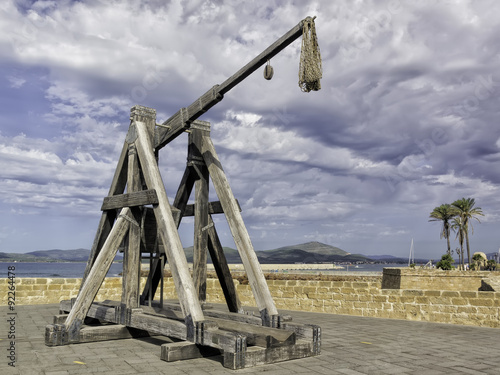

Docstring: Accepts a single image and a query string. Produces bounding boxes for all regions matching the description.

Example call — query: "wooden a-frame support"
[45,106,320,369]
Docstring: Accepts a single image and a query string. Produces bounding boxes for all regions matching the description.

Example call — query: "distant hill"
[1,249,122,263]
[27,249,92,262]
[256,241,369,263]
[187,241,370,264]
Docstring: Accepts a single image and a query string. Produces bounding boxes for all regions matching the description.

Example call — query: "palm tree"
[451,217,465,270]
[451,197,484,268]
[429,204,457,255]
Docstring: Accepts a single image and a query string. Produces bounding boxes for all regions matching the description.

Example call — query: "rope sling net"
[299,16,322,92]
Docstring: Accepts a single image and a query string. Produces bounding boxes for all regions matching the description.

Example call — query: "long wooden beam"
[154,17,310,149]
[134,120,205,324]
[201,134,278,324]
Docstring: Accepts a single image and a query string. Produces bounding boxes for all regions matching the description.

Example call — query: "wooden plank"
[201,135,278,324]
[183,200,241,217]
[81,302,119,323]
[202,309,262,326]
[134,120,205,324]
[209,317,295,348]
[195,327,247,352]
[101,189,158,211]
[140,305,185,321]
[122,144,142,312]
[161,342,220,362]
[129,312,188,340]
[224,339,316,369]
[191,128,209,304]
[281,322,321,355]
[206,216,242,313]
[64,208,132,342]
[60,300,121,323]
[78,325,150,343]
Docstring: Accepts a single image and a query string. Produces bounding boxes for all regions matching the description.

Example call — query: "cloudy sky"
[1,0,500,260]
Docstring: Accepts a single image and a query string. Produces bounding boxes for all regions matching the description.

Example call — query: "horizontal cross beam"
[101,190,159,211]
[182,199,241,217]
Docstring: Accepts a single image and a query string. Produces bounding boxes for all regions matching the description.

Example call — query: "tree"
[436,253,455,270]
[429,204,457,255]
[451,217,465,270]
[451,198,484,268]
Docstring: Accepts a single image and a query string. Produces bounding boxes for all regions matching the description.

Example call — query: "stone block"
[354,301,369,309]
[343,294,359,302]
[388,295,399,303]
[16,285,33,292]
[341,287,355,294]
[402,289,424,296]
[399,296,416,304]
[423,290,441,297]
[318,281,333,287]
[469,298,494,307]
[352,282,369,288]
[442,291,460,297]
[359,295,373,302]
[457,306,477,314]
[460,291,478,298]
[373,295,388,303]
[429,296,452,305]
[273,280,287,286]
[450,297,468,306]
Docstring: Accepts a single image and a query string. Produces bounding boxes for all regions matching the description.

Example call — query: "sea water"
[0,262,409,278]
[0,262,124,278]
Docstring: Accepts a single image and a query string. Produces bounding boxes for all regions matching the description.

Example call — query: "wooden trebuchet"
[46,14,322,369]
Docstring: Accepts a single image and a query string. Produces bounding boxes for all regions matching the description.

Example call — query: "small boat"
[408,238,414,266]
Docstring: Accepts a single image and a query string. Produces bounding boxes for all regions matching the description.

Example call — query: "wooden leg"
[65,208,132,341]
[193,164,209,303]
[201,135,278,324]
[122,144,142,311]
[134,120,204,324]
[206,216,242,313]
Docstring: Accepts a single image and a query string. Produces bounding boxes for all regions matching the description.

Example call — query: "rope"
[299,16,322,92]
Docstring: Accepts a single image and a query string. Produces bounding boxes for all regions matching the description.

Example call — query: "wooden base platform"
[46,300,320,369]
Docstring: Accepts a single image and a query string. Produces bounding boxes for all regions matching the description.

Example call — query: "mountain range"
[1,241,372,264]
[3,242,494,264]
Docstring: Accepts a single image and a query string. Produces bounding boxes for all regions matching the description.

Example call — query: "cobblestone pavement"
[1,304,499,374]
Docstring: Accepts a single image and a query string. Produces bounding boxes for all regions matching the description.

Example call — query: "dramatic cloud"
[1,0,499,259]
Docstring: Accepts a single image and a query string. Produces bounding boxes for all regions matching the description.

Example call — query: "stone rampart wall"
[1,276,499,328]
[382,268,491,291]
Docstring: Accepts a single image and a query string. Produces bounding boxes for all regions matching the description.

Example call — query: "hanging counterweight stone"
[263,64,274,80]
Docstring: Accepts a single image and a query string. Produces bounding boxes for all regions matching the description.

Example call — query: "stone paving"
[1,303,499,374]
